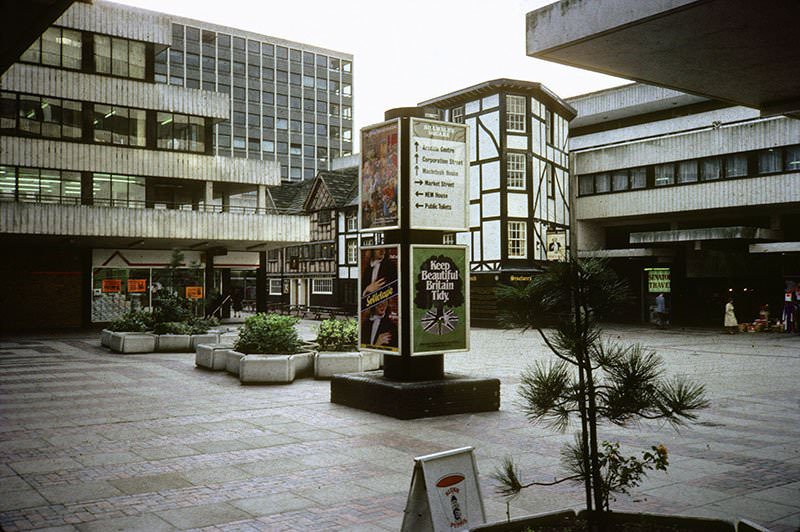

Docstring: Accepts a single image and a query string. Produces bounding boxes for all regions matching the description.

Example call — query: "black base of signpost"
[330,371,500,420]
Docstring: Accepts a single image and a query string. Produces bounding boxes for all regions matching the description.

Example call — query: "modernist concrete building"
[419,79,576,325]
[568,83,800,325]
[160,12,354,181]
[526,1,800,327]
[0,1,323,330]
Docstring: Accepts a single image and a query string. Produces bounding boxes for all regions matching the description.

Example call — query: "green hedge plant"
[153,321,192,335]
[316,318,358,351]
[108,310,154,332]
[234,313,302,355]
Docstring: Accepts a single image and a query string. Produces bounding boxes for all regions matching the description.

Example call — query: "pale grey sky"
[117,0,626,139]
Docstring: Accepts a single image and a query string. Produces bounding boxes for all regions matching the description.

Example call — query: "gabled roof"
[303,168,358,211]
[268,179,315,213]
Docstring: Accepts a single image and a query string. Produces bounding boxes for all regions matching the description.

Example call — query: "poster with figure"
[401,447,485,532]
[359,244,400,354]
[360,120,400,231]
[410,245,469,355]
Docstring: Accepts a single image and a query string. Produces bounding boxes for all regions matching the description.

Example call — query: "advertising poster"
[401,447,486,532]
[185,286,204,299]
[360,120,400,231]
[411,245,469,355]
[546,231,567,261]
[127,279,147,293]
[101,279,121,293]
[359,244,400,354]
[409,118,469,231]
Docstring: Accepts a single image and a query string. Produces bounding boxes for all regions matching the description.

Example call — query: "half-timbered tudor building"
[265,168,359,313]
[419,79,577,325]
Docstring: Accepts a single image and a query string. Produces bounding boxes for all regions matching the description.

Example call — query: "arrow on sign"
[414,141,419,153]
[414,165,419,176]
[414,180,423,185]
[415,191,424,197]
[415,203,424,208]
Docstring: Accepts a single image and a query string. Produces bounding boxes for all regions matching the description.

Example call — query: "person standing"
[724,297,738,334]
[655,293,667,327]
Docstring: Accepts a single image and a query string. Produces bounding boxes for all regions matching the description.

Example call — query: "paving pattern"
[0,324,798,531]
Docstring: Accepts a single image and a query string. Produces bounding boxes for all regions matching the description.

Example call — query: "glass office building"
[157,21,354,181]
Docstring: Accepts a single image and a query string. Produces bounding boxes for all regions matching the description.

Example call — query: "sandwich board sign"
[401,447,486,532]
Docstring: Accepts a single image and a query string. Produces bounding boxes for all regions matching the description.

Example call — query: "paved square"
[1,324,798,531]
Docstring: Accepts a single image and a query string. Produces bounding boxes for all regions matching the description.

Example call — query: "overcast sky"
[117,0,626,144]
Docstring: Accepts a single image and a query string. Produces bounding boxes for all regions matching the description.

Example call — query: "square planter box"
[315,351,382,379]
[237,350,315,384]
[109,332,156,354]
[195,344,232,370]
[190,333,220,350]
[100,329,116,348]
[156,334,191,352]
[226,350,246,375]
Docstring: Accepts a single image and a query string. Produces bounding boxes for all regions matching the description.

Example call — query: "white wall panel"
[482,220,501,261]
[482,192,500,218]
[478,111,499,160]
[466,117,477,162]
[507,135,528,150]
[465,99,480,114]
[482,94,499,109]
[470,203,481,228]
[469,164,481,200]
[507,192,528,218]
[482,161,500,190]
[472,230,481,261]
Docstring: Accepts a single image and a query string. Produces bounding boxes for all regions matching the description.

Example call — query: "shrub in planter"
[316,318,358,351]
[153,321,192,335]
[234,313,302,354]
[152,288,193,324]
[188,316,221,335]
[108,310,154,332]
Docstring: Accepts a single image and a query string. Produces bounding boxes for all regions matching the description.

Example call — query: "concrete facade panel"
[57,1,171,45]
[1,138,279,186]
[576,174,800,220]
[0,203,309,243]
[573,117,800,174]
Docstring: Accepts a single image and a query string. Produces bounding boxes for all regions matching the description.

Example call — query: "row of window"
[268,278,333,295]
[578,144,800,196]
[21,27,147,81]
[506,152,557,198]
[1,92,207,153]
[0,166,81,204]
[449,94,557,143]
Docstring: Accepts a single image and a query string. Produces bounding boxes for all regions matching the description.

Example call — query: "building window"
[506,95,526,132]
[785,146,800,172]
[758,149,781,174]
[346,213,358,232]
[92,173,146,208]
[578,175,593,195]
[94,105,146,147]
[7,93,82,140]
[700,158,721,181]
[508,221,527,258]
[20,27,82,70]
[443,233,456,245]
[545,109,554,145]
[594,173,610,193]
[677,161,698,183]
[157,112,205,152]
[630,167,647,189]
[269,279,283,295]
[724,154,748,178]
[654,164,674,186]
[94,35,146,79]
[507,153,526,189]
[612,171,628,191]
[0,166,81,204]
[451,106,464,124]
[312,278,333,294]
[346,238,358,264]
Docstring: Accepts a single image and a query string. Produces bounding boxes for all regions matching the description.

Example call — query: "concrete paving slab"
[229,491,316,516]
[37,481,123,505]
[108,473,192,495]
[155,502,250,529]
[75,513,176,532]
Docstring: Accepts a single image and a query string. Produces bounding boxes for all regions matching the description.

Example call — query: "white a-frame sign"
[401,447,486,532]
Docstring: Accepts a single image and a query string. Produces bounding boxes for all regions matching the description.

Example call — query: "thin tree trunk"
[571,262,593,513]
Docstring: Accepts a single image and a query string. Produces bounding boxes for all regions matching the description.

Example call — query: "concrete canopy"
[526,0,800,116]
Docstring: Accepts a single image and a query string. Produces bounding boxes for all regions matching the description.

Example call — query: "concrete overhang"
[526,0,800,117]
[579,248,675,259]
[630,227,782,245]
[749,242,800,254]
[0,0,77,75]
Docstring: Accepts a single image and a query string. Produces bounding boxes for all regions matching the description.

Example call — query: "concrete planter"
[225,350,246,375]
[190,332,220,350]
[235,350,315,384]
[314,350,381,379]
[100,329,116,348]
[108,332,156,354]
[195,344,232,370]
[155,334,191,352]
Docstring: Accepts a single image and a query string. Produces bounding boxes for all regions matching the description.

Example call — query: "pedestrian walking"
[724,297,738,334]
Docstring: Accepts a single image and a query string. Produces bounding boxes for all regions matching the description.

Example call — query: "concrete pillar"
[222,191,230,213]
[204,181,213,211]
[256,251,267,313]
[257,185,267,214]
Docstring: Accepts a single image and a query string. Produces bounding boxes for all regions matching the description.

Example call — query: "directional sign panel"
[409,118,469,231]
